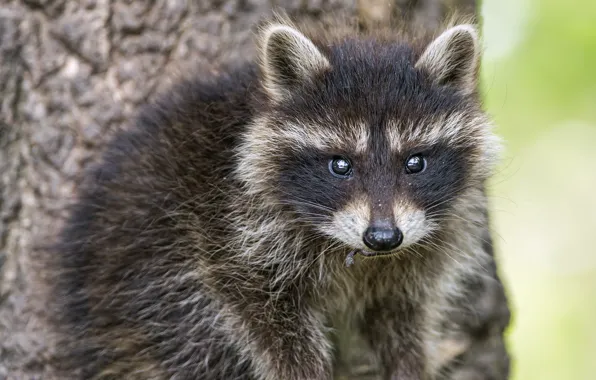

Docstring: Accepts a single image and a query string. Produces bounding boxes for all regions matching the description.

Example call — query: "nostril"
[363,225,403,252]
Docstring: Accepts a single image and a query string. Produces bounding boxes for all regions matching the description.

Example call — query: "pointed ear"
[415,24,480,94]
[259,23,330,102]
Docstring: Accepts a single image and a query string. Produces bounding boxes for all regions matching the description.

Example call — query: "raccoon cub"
[52,14,511,380]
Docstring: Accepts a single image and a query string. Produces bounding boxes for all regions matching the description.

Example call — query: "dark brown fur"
[50,15,511,380]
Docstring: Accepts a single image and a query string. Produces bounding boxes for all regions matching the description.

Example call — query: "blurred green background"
[480,0,596,379]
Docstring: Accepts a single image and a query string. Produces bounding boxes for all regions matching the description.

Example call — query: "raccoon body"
[53,15,510,380]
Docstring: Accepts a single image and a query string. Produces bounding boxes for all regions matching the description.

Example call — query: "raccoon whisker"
[437,236,493,264]
[274,193,337,213]
[283,219,330,230]
[273,237,340,291]
[296,234,329,248]
[481,192,517,206]
[436,219,506,249]
[425,212,474,223]
[417,239,463,267]
[424,191,467,213]
[402,246,425,260]
[443,242,491,274]
[303,240,344,277]
[418,236,490,274]
[424,212,499,252]
[290,213,331,221]
[424,200,456,214]
[318,241,346,280]
[425,210,482,221]
[427,216,482,229]
[293,200,335,211]
[424,182,482,213]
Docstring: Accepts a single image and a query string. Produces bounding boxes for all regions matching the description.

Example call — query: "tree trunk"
[1,1,499,378]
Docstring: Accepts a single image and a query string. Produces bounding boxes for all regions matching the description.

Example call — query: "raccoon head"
[237,20,500,256]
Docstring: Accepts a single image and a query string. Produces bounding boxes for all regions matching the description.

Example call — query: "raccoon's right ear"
[258,23,330,102]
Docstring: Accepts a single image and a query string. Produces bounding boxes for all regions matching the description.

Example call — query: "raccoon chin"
[344,248,404,267]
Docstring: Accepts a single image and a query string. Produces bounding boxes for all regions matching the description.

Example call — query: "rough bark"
[0,0,484,378]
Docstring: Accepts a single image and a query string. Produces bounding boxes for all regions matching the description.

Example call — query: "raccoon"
[51,14,511,380]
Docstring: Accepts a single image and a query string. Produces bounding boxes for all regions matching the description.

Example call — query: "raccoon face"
[237,21,500,255]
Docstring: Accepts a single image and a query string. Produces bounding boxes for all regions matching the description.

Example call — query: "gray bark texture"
[0,0,496,379]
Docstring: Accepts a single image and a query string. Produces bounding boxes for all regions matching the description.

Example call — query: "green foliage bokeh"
[481,0,596,378]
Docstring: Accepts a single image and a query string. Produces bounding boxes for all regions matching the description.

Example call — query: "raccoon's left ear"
[259,23,330,102]
[415,24,480,94]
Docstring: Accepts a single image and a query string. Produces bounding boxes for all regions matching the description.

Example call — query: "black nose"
[363,224,403,252]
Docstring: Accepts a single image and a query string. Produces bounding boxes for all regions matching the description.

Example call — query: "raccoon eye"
[329,156,353,178]
[405,154,426,174]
